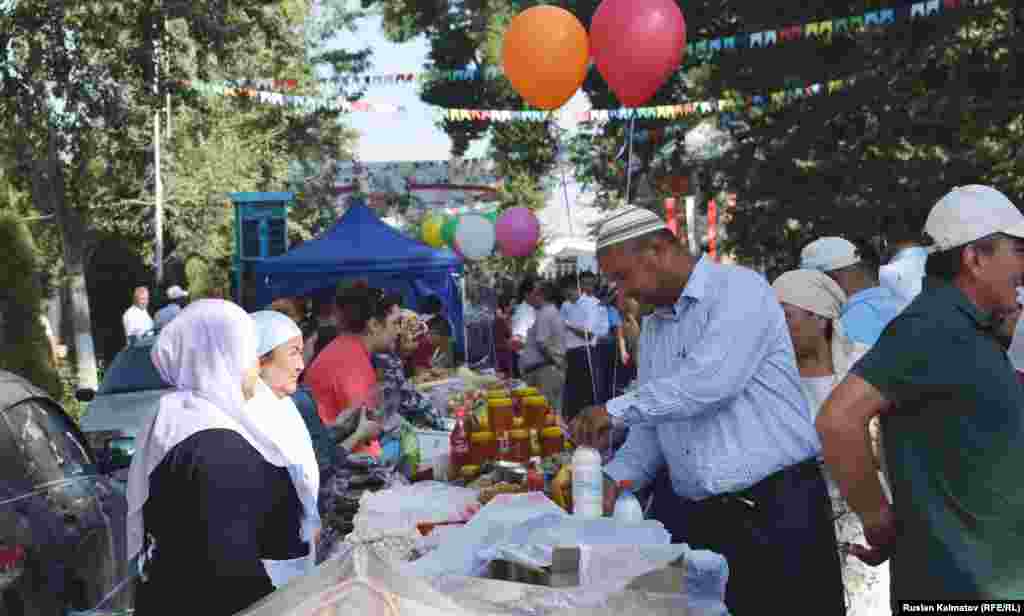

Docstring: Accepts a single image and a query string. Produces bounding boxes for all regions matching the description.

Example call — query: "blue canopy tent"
[252,200,466,355]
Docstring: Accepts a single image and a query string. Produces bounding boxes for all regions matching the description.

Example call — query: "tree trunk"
[45,125,99,391]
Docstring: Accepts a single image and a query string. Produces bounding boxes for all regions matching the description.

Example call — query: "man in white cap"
[818,185,1024,601]
[154,285,189,329]
[801,236,903,346]
[574,205,844,614]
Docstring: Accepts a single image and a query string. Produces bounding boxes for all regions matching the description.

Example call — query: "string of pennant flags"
[184,69,877,124]
[191,0,987,92]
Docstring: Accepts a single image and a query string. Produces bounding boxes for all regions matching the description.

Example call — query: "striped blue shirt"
[605,256,820,500]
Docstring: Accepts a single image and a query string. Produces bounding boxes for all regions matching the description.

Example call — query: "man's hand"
[572,405,612,452]
[846,504,898,566]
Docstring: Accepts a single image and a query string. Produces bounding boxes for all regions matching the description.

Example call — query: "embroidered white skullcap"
[595,205,668,251]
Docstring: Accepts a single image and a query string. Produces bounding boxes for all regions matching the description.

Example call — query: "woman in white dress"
[773,269,890,616]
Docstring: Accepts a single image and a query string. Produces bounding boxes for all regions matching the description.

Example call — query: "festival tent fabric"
[253,200,465,354]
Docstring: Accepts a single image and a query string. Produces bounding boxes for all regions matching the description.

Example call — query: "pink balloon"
[590,0,687,108]
[495,207,540,257]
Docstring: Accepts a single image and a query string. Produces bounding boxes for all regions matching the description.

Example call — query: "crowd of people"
[571,185,1024,613]
[118,183,1024,615]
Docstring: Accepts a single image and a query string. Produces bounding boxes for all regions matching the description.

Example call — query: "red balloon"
[590,0,687,107]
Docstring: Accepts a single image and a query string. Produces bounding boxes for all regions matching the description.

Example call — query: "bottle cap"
[619,479,633,490]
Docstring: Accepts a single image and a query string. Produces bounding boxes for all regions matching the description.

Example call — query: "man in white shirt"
[123,286,154,342]
[508,278,538,375]
[575,205,842,614]
[154,285,189,329]
[562,272,610,419]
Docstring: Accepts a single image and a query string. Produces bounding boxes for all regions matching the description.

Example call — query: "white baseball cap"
[924,185,1024,252]
[167,285,189,300]
[800,237,861,272]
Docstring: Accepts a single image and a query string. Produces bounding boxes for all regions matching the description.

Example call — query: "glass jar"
[460,464,482,482]
[488,398,516,434]
[522,396,549,430]
[541,426,564,458]
[470,431,497,466]
[508,429,530,464]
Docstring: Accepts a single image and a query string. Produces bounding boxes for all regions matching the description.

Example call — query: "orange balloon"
[502,6,589,110]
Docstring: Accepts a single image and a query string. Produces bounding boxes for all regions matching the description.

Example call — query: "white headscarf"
[249,311,321,543]
[126,300,290,560]
[773,269,868,377]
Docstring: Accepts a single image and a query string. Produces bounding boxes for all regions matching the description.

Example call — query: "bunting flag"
[184,71,874,123]
[194,0,985,91]
[182,80,405,114]
[440,72,868,124]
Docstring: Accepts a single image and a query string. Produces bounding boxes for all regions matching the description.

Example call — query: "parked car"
[76,333,170,479]
[0,369,133,614]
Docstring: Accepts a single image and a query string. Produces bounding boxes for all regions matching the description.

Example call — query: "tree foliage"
[0,0,369,384]
[0,210,61,399]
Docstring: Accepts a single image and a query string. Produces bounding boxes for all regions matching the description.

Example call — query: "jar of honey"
[508,429,530,464]
[541,426,564,457]
[470,431,497,466]
[522,396,549,430]
[488,398,515,433]
[460,465,481,482]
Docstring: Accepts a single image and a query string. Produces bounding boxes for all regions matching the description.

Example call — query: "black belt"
[701,458,821,512]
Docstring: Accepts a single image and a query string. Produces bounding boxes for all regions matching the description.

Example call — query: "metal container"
[493,460,527,484]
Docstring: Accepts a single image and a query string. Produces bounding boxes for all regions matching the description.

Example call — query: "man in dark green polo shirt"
[818,185,1024,600]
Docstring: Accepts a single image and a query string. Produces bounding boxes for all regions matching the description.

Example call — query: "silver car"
[76,333,171,480]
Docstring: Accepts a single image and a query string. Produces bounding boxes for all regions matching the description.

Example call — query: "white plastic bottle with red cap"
[612,479,644,522]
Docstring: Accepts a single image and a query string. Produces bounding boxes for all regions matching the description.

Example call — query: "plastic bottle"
[612,480,644,522]
[571,446,603,518]
[526,457,545,492]
[450,408,470,475]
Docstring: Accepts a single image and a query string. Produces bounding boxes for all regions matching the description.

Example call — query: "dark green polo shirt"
[851,278,1024,599]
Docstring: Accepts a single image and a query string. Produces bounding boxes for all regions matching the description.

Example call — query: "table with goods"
[269,367,730,616]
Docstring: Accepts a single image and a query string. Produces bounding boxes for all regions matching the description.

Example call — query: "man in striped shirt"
[576,205,844,614]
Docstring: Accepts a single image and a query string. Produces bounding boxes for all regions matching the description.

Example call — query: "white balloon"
[453,214,496,260]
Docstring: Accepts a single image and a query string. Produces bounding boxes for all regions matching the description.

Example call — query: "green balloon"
[441,215,459,246]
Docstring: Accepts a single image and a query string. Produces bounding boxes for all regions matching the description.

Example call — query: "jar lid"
[541,426,563,437]
[486,389,510,398]
[470,431,495,442]
[461,465,481,477]
[510,429,530,438]
[488,398,514,408]
[512,387,539,397]
[522,396,548,407]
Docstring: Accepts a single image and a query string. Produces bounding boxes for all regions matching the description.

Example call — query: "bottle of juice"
[450,408,471,477]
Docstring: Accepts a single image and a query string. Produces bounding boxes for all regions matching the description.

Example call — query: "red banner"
[664,198,678,236]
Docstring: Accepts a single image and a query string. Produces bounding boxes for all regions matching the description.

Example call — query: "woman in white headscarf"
[128,300,311,616]
[773,270,889,616]
[246,310,322,583]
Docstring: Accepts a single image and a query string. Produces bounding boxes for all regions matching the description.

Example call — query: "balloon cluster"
[421,207,540,261]
[502,0,687,110]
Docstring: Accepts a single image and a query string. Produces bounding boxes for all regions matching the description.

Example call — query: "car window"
[97,337,171,395]
[3,400,97,486]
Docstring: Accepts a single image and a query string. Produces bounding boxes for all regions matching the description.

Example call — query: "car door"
[0,396,131,615]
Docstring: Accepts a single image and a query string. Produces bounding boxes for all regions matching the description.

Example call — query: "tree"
[0,210,62,399]
[0,0,368,384]
[681,1,1023,272]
